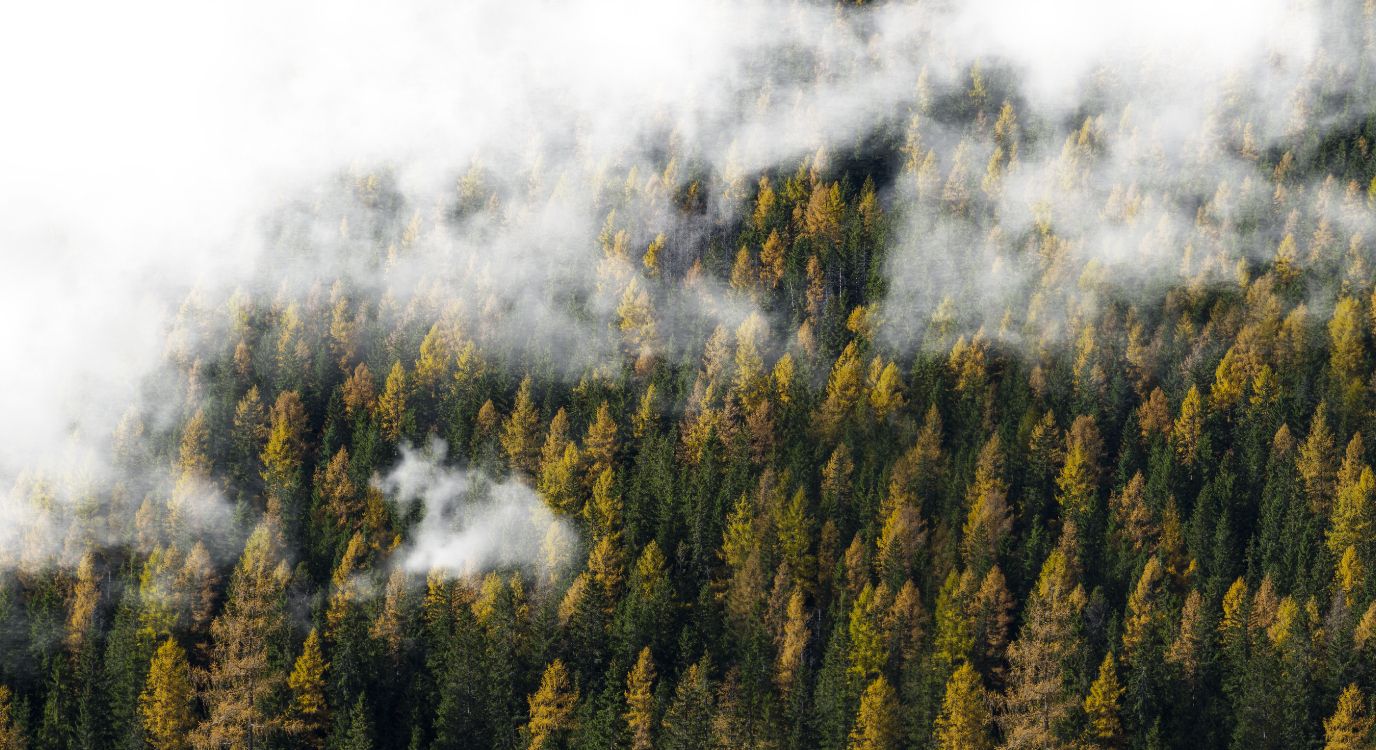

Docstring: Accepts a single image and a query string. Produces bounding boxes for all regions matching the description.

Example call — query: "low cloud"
[0,0,1359,571]
[376,440,575,577]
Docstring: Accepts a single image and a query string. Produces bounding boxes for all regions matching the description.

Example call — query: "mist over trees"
[6,0,1376,748]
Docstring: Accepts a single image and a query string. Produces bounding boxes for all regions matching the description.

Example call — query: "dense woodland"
[8,3,1376,749]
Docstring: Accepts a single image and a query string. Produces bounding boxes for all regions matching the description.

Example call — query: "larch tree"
[969,566,1014,684]
[64,552,99,655]
[997,528,1086,750]
[341,363,375,419]
[501,376,542,475]
[759,230,785,288]
[868,359,907,423]
[962,434,1013,574]
[140,638,194,750]
[1298,405,1337,515]
[288,628,329,750]
[818,343,864,439]
[1120,557,1166,660]
[317,446,360,544]
[934,662,993,750]
[1082,651,1125,749]
[261,390,308,512]
[1323,684,1372,750]
[775,588,810,695]
[1329,295,1366,390]
[194,519,293,750]
[624,647,656,750]
[524,659,578,750]
[730,245,759,295]
[1056,424,1099,529]
[1170,386,1204,468]
[377,361,409,442]
[753,176,776,231]
[583,401,620,484]
[1329,465,1374,559]
[849,676,900,750]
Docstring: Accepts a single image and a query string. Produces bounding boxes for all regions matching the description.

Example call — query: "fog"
[0,0,1348,570]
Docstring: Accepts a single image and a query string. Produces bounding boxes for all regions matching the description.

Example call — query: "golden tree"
[1323,684,1372,750]
[935,662,993,750]
[194,520,293,750]
[624,647,656,750]
[288,628,329,750]
[501,376,542,475]
[849,676,900,750]
[524,660,578,750]
[141,638,195,750]
[377,361,409,442]
[1082,652,1125,748]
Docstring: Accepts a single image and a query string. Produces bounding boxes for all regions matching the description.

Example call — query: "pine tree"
[340,696,373,750]
[232,386,270,492]
[660,661,713,750]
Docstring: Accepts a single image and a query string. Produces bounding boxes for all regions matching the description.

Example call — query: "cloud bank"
[0,0,1360,569]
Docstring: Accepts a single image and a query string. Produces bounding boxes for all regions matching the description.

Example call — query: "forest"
[5,1,1376,749]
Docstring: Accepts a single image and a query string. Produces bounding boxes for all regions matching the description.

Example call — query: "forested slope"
[5,2,1376,749]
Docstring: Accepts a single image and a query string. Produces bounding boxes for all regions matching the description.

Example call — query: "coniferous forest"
[8,1,1376,749]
